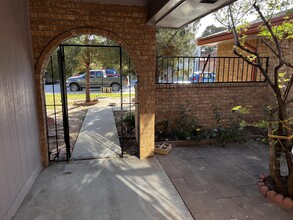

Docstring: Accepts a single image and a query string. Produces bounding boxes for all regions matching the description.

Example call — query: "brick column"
[138,74,156,159]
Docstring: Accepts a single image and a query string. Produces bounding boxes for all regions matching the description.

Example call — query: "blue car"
[189,71,216,83]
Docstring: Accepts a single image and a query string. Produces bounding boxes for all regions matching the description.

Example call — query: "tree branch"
[261,39,279,57]
[283,60,293,69]
[233,48,275,88]
[274,62,284,95]
[285,98,293,106]
[255,4,293,70]
[229,5,260,57]
[253,2,283,60]
[214,12,231,29]
[229,3,276,88]
[283,75,293,102]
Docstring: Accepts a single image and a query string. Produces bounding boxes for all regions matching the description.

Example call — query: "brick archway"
[35,27,142,79]
[34,27,154,167]
[30,0,156,167]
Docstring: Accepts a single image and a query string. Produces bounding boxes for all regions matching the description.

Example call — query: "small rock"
[108,102,117,107]
[62,171,72,175]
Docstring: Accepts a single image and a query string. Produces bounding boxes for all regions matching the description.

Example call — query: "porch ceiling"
[76,0,148,7]
[79,0,237,28]
[147,0,237,28]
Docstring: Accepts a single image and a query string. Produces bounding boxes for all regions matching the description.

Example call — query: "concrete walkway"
[13,107,193,220]
[13,158,193,220]
[71,108,121,160]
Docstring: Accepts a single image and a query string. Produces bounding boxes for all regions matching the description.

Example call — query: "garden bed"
[113,110,139,156]
[258,175,293,210]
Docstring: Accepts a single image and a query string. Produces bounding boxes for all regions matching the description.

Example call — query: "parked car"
[44,78,59,85]
[189,71,216,83]
[66,70,122,92]
[105,68,120,77]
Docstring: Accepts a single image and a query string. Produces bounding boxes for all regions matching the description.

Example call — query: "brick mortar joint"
[155,82,268,89]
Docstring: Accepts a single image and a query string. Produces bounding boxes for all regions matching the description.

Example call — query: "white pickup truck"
[66,70,123,91]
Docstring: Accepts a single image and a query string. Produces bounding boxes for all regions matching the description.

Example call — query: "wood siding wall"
[0,0,42,219]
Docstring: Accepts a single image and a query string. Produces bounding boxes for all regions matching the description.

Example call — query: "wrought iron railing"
[156,56,268,84]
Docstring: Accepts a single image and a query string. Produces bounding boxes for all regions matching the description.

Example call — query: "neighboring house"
[198,50,217,73]
[197,12,293,84]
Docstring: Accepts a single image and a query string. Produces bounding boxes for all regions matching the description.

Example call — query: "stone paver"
[156,142,293,220]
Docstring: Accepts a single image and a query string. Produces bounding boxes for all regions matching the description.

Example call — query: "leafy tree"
[156,22,199,81]
[65,35,104,102]
[65,36,134,78]
[44,49,59,83]
[214,0,255,30]
[227,0,293,197]
[64,46,83,77]
[201,25,226,37]
[156,22,199,56]
[200,25,227,56]
[45,34,136,96]
[64,35,135,102]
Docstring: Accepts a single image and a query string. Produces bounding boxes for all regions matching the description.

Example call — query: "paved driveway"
[157,142,293,220]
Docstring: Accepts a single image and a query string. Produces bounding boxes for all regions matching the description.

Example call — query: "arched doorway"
[36,28,144,166]
[44,35,139,161]
[45,41,138,161]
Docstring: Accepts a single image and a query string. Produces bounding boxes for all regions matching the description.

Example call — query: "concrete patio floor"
[14,107,193,219]
[157,142,293,220]
[12,106,293,220]
[13,157,193,220]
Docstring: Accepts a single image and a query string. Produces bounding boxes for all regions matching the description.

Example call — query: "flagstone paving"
[156,142,293,220]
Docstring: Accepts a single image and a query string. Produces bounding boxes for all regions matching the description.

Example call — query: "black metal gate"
[44,44,138,161]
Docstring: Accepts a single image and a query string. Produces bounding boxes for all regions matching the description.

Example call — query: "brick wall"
[155,83,270,129]
[29,0,156,163]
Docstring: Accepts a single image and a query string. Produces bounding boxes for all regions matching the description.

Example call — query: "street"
[44,80,136,94]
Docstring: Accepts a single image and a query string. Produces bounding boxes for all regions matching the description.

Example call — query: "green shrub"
[123,111,135,126]
[172,105,198,140]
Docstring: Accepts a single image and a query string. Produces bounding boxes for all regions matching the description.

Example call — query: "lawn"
[45,93,134,107]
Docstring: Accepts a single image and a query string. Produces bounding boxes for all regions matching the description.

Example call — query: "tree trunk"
[85,63,90,103]
[268,97,288,194]
[268,123,286,193]
[281,109,293,197]
[270,97,293,196]
[285,150,293,197]
[287,174,293,198]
